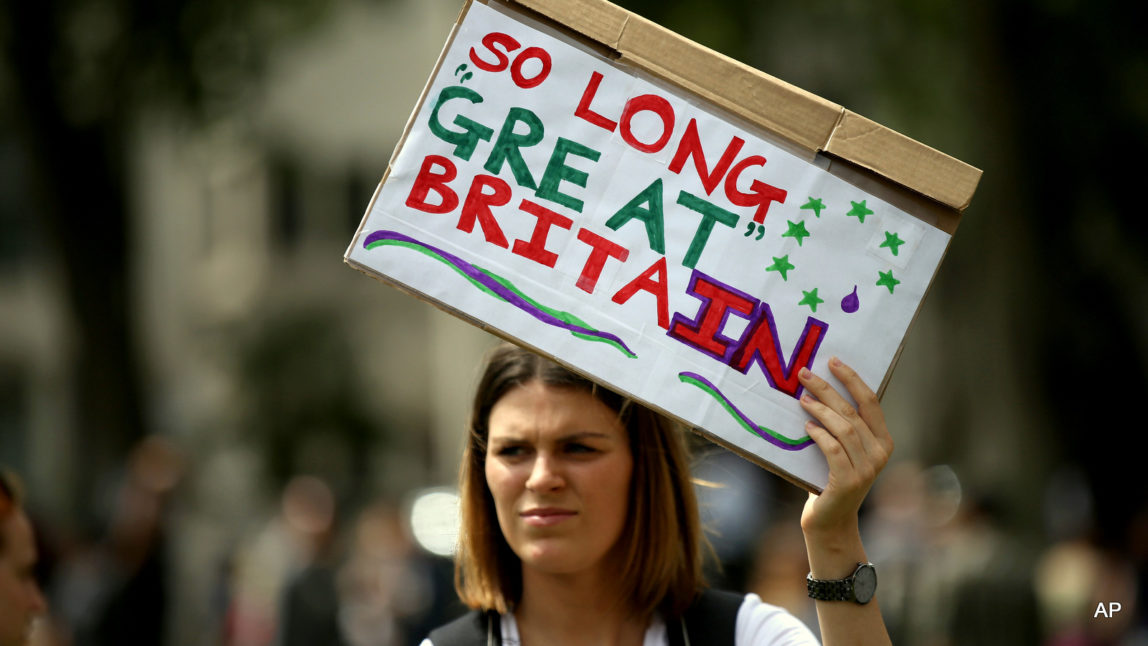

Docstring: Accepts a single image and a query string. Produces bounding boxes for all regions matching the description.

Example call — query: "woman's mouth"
[520,507,576,527]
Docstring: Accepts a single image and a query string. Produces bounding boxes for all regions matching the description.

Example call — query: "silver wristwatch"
[806,562,877,604]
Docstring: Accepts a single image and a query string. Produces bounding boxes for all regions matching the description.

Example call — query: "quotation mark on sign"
[743,221,765,240]
[454,63,473,83]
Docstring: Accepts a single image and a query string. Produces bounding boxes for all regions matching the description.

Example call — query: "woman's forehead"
[488,381,624,438]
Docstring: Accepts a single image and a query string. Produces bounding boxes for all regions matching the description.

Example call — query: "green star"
[800,197,826,217]
[798,288,824,312]
[879,231,905,256]
[765,255,795,281]
[782,220,811,246]
[846,200,874,223]
[876,270,901,294]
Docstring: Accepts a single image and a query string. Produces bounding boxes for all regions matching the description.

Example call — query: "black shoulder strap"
[426,609,501,646]
[669,588,744,646]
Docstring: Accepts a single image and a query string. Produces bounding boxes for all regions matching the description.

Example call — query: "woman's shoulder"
[734,593,820,646]
[422,607,495,646]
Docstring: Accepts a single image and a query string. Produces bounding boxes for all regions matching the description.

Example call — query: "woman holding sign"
[422,343,893,646]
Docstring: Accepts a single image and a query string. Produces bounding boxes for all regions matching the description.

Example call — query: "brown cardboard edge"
[510,0,630,49]
[616,14,843,156]
[826,111,983,212]
[507,0,842,154]
[345,255,823,493]
[501,0,979,214]
[488,0,822,164]
[824,153,961,235]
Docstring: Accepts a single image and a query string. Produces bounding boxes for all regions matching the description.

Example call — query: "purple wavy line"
[362,230,634,355]
[679,371,814,451]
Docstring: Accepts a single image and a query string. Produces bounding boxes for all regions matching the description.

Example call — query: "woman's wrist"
[800,511,860,546]
[802,522,867,579]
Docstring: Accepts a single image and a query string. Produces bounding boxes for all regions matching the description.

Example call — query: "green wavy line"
[368,239,636,358]
[678,374,811,446]
[372,239,500,296]
[478,270,598,336]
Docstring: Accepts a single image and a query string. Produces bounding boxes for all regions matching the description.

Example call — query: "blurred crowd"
[19,437,459,646]
[10,438,1146,646]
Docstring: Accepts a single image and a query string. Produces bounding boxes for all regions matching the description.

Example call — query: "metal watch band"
[806,562,877,604]
[806,574,855,601]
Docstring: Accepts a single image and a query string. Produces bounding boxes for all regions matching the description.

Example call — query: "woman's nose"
[525,454,564,492]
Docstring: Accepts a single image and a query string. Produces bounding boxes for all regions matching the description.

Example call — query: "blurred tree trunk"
[990,0,1148,548]
[2,0,335,516]
[5,0,145,511]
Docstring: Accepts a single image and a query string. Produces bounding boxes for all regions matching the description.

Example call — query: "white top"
[421,593,819,645]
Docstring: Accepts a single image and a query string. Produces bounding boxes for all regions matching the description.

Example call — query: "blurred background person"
[335,499,449,646]
[46,437,184,646]
[1,468,48,646]
[273,475,346,646]
[224,475,340,646]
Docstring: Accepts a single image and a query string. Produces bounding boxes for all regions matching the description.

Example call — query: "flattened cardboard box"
[345,0,981,491]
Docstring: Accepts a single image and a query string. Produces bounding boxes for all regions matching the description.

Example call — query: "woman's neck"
[514,566,648,646]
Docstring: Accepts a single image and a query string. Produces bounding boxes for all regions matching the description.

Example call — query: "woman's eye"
[566,443,596,454]
[495,445,527,457]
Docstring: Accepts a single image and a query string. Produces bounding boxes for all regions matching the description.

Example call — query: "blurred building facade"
[1,1,489,644]
[2,0,490,509]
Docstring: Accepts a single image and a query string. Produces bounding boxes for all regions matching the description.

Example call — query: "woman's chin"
[518,540,594,575]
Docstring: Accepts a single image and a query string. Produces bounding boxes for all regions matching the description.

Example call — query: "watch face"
[853,564,877,604]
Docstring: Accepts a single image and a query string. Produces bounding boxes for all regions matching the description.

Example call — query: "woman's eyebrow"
[558,431,614,442]
[488,434,528,444]
[490,431,612,443]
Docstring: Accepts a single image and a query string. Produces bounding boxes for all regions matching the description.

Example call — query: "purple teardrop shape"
[842,285,860,313]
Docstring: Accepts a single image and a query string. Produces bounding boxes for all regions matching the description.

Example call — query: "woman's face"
[485,381,633,577]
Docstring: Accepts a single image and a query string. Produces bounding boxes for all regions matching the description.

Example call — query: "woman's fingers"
[798,361,858,425]
[798,363,875,461]
[802,420,856,481]
[798,358,893,486]
[800,392,869,469]
[826,358,893,457]
[798,358,895,537]
[800,422,869,533]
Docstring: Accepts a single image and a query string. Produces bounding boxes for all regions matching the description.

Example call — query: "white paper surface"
[346,2,951,490]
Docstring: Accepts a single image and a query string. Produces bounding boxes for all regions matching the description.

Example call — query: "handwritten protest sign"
[345,0,980,491]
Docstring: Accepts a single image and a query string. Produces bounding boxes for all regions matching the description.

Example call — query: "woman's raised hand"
[796,357,894,538]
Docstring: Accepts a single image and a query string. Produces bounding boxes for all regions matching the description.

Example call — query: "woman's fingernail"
[801,393,812,403]
[830,356,842,367]
[800,367,812,379]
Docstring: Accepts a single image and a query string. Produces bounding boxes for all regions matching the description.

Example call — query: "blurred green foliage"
[615,0,1148,549]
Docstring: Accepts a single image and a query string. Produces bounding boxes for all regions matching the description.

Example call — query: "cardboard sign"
[345,0,980,491]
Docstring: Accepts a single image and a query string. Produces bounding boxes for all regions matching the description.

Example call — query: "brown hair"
[0,468,25,553]
[454,344,706,618]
